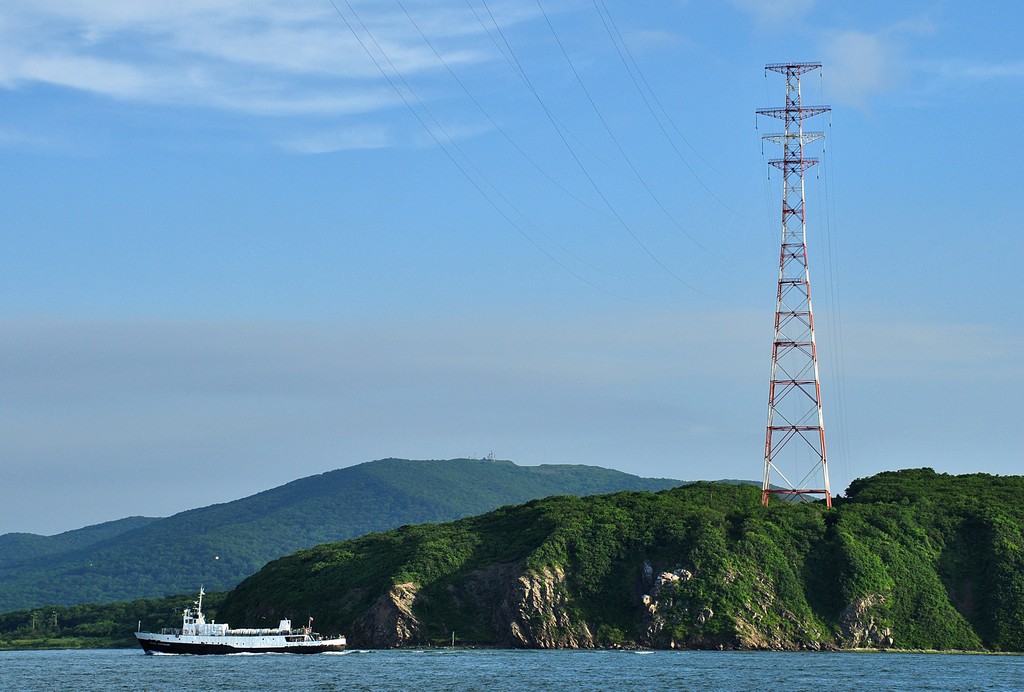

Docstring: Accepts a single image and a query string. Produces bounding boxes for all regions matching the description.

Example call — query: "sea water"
[1,648,1021,691]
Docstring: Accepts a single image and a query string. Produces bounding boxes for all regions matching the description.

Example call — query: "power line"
[465,0,635,180]
[816,68,853,492]
[395,0,620,245]
[470,0,706,293]
[326,0,633,298]
[535,0,716,257]
[590,0,742,215]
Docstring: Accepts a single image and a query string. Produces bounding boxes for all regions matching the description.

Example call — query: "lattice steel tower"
[756,62,832,508]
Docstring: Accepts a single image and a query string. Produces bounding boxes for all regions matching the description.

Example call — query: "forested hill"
[221,468,1024,651]
[0,458,680,613]
[0,517,157,569]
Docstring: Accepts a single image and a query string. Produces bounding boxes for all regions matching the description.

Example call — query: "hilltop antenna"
[756,62,832,508]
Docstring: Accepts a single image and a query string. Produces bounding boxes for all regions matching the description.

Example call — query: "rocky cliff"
[219,469,1024,651]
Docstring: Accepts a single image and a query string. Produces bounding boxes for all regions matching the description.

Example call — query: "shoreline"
[3,639,1022,656]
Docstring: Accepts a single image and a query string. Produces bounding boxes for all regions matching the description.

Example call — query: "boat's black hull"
[137,637,344,655]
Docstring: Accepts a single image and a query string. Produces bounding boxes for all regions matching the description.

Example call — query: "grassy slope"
[0,459,680,612]
[220,469,1024,651]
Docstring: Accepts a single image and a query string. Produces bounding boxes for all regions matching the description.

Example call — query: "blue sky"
[1,0,1022,534]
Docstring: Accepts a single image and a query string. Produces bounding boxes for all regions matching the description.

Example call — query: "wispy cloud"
[818,29,900,110]
[814,11,938,110]
[938,60,1024,80]
[729,0,816,26]
[0,126,63,152]
[4,54,150,97]
[280,124,394,153]
[0,0,536,117]
[728,3,940,112]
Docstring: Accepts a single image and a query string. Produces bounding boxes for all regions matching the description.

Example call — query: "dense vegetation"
[0,458,679,612]
[0,517,156,570]
[840,469,1024,649]
[0,591,226,650]
[220,469,1024,651]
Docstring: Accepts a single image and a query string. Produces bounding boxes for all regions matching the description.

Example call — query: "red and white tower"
[756,62,832,508]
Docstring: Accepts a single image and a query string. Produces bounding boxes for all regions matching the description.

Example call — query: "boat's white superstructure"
[135,588,346,655]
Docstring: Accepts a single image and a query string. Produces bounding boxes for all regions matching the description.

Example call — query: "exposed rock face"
[640,564,707,648]
[495,565,594,648]
[356,582,423,647]
[734,614,787,650]
[345,567,892,651]
[639,561,837,651]
[347,563,599,648]
[839,594,893,648]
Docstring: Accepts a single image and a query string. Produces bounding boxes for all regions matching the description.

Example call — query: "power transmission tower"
[756,62,832,508]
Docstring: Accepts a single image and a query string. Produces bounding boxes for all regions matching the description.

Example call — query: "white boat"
[135,588,346,654]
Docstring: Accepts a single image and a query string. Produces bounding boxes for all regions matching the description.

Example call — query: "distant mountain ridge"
[0,517,157,570]
[0,458,681,613]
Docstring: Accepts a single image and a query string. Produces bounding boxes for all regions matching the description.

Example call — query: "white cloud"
[8,54,151,98]
[0,0,537,116]
[210,86,401,117]
[280,124,394,153]
[729,0,816,26]
[726,5,936,111]
[818,29,900,110]
[0,126,61,152]
[941,61,1024,80]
